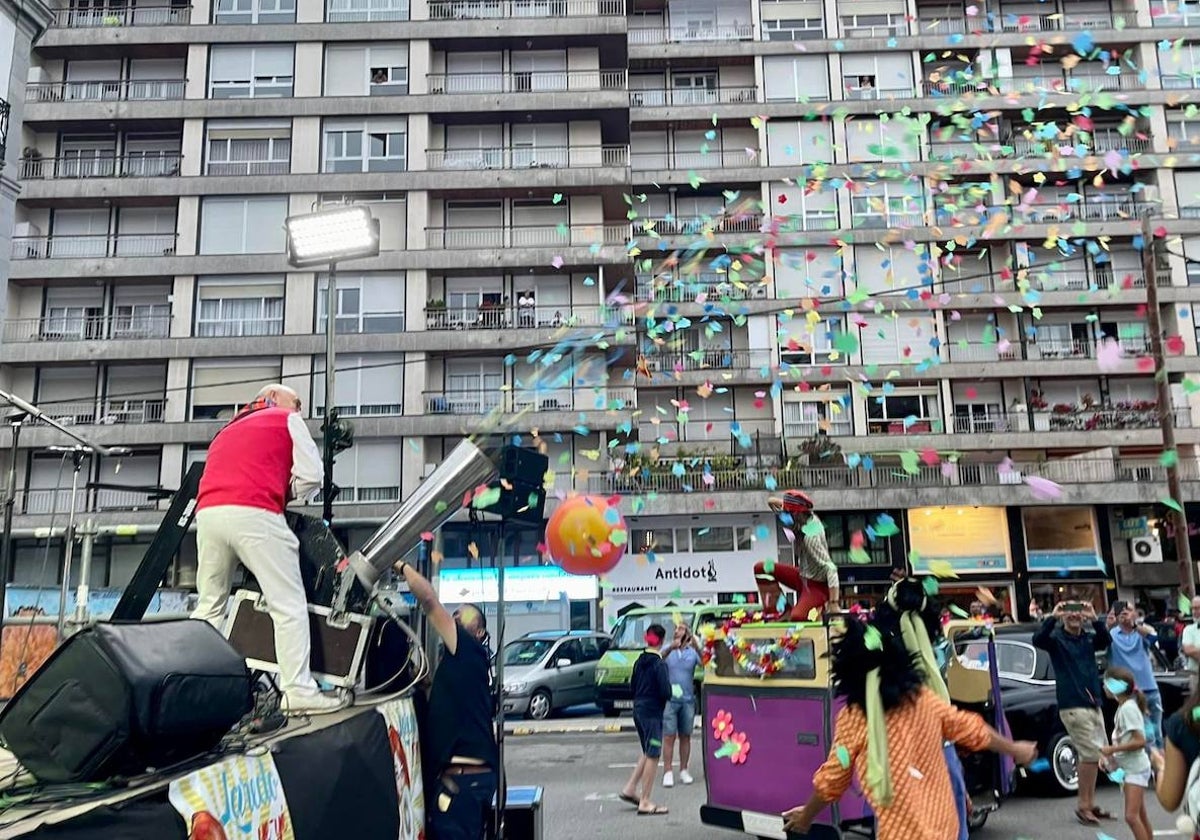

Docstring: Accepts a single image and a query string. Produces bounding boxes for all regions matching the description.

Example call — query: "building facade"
[3,0,1200,623]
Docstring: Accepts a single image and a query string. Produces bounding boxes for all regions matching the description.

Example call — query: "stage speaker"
[481,446,548,525]
[0,621,253,784]
[286,511,372,612]
[499,446,549,486]
[489,786,544,840]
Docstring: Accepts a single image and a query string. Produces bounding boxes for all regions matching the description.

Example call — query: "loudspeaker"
[0,621,253,784]
[499,447,549,486]
[286,511,372,612]
[481,446,548,524]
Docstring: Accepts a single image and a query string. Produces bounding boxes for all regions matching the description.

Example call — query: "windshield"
[503,639,553,666]
[610,612,682,649]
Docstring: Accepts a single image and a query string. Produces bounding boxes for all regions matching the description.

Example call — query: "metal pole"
[492,520,512,840]
[73,518,95,626]
[0,416,26,625]
[323,261,338,525]
[1141,214,1196,596]
[56,452,86,639]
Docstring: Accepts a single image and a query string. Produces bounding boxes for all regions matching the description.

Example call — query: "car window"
[556,639,582,664]
[503,639,553,666]
[610,612,680,648]
[577,637,602,662]
[994,641,1036,678]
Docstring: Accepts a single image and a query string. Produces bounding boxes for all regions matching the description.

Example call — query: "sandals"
[618,793,639,806]
[1092,807,1117,820]
[637,805,669,816]
[1074,809,1101,826]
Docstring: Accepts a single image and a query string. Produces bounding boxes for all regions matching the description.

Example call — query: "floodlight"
[285,206,380,268]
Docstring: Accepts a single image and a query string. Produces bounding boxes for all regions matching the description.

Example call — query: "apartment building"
[3,0,1200,623]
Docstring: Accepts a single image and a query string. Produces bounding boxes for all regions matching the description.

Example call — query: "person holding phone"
[660,623,702,788]
[1032,600,1114,826]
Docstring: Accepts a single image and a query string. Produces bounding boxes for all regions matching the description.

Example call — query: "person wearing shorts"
[661,623,701,788]
[1033,600,1114,826]
[619,623,671,816]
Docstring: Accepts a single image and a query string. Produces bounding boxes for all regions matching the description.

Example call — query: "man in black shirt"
[619,623,672,816]
[1032,600,1113,827]
[397,559,498,840]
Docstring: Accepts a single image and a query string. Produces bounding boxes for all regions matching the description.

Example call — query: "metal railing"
[768,211,841,232]
[327,0,409,20]
[426,145,628,170]
[12,233,178,260]
[194,318,283,338]
[51,4,191,26]
[1015,199,1157,223]
[630,87,758,107]
[26,79,187,103]
[635,275,761,301]
[1022,268,1149,291]
[31,398,166,427]
[205,159,290,176]
[943,337,1153,362]
[627,22,754,44]
[426,223,628,249]
[992,10,1117,31]
[425,388,632,415]
[866,418,945,435]
[914,16,966,33]
[3,313,172,343]
[636,214,763,236]
[20,487,163,515]
[19,152,182,180]
[783,420,853,438]
[839,14,908,37]
[953,407,1191,434]
[587,457,1200,496]
[630,149,757,170]
[424,303,632,331]
[427,69,625,94]
[428,0,624,18]
[640,349,774,372]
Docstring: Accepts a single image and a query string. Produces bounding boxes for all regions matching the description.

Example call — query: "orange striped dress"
[812,687,991,840]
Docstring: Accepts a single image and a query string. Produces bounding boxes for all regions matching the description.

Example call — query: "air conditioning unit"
[1130,535,1163,564]
[751,285,769,298]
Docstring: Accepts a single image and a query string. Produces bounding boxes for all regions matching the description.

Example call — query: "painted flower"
[730,732,750,765]
[712,710,734,741]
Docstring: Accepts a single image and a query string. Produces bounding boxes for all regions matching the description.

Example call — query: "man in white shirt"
[1181,596,1200,689]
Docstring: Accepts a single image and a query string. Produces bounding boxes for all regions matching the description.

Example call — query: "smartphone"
[1064,602,1086,613]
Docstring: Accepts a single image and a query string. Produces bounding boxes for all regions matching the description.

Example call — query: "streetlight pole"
[323,261,338,526]
[1141,213,1196,596]
[0,413,26,622]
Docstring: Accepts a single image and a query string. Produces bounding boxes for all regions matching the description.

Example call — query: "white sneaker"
[662,771,674,788]
[680,769,694,785]
[283,689,346,716]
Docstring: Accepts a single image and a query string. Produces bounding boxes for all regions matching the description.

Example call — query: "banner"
[907,506,1012,573]
[377,698,426,840]
[169,752,294,840]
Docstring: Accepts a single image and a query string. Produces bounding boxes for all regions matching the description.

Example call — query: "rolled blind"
[197,276,286,300]
[192,362,281,404]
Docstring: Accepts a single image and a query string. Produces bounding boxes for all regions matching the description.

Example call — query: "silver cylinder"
[345,439,497,589]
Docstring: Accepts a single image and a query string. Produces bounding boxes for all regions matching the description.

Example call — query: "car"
[956,623,1191,795]
[500,630,612,720]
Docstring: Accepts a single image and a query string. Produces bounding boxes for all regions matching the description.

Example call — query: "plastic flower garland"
[701,611,806,678]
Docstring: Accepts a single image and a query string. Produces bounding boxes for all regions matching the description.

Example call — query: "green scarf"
[901,612,950,702]
[863,666,894,807]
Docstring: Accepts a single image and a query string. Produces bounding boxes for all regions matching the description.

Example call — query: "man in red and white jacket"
[191,384,342,715]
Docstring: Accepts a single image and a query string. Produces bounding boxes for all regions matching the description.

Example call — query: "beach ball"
[545,495,626,575]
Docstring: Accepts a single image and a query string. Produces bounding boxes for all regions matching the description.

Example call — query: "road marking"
[1153,831,1182,837]
[608,761,664,769]
[585,793,620,801]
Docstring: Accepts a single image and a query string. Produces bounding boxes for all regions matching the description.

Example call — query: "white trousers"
[191,505,319,697]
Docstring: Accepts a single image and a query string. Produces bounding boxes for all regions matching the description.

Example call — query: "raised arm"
[395,560,459,655]
[1032,609,1061,651]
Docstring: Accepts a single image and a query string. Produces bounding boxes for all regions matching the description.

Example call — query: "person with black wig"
[783,617,1037,839]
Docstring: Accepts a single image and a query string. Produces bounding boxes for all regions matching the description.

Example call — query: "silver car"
[500,630,612,720]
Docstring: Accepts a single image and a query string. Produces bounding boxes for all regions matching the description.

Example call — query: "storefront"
[436,566,598,644]
[822,509,908,607]
[906,506,1017,618]
[1022,506,1111,615]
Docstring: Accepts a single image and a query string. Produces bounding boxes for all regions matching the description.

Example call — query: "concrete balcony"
[1015,199,1159,224]
[12,233,177,260]
[426,222,629,249]
[426,145,628,171]
[49,3,191,26]
[629,86,758,108]
[635,273,764,302]
[633,213,763,249]
[428,0,625,19]
[3,313,172,344]
[641,349,773,375]
[953,407,1190,435]
[943,338,1153,364]
[424,386,635,415]
[866,417,945,435]
[630,148,757,174]
[423,302,631,331]
[627,22,753,45]
[19,152,182,180]
[767,211,841,235]
[25,78,186,103]
[427,69,625,95]
[30,398,166,427]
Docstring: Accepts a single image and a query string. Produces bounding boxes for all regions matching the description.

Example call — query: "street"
[504,729,1186,839]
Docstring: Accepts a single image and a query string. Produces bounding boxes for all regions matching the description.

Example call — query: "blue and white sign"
[437,566,597,604]
[1026,550,1105,573]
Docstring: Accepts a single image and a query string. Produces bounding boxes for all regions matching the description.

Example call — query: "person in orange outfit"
[753,490,840,619]
[782,618,1037,840]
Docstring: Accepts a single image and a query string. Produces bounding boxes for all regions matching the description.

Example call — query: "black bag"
[0,620,253,783]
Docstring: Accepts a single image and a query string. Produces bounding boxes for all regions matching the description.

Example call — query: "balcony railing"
[628,22,754,44]
[327,0,409,20]
[641,349,774,372]
[12,233,178,260]
[783,419,854,437]
[424,303,632,331]
[426,145,628,170]
[840,14,908,37]
[26,79,187,103]
[867,417,945,435]
[427,69,625,95]
[635,274,762,302]
[1009,130,1151,157]
[425,388,633,415]
[428,0,625,18]
[1023,268,1149,291]
[993,11,1116,31]
[20,487,162,515]
[195,318,283,338]
[630,87,758,107]
[636,214,763,237]
[630,148,757,170]
[51,4,191,26]
[769,210,841,232]
[945,337,1151,362]
[922,73,1138,98]
[20,152,182,180]
[3,313,172,343]
[205,159,290,176]
[1015,199,1158,224]
[426,223,629,249]
[588,457,1200,495]
[914,16,966,33]
[953,407,1191,434]
[32,398,165,427]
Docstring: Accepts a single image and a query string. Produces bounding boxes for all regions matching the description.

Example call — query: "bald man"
[396,559,498,840]
[192,384,342,715]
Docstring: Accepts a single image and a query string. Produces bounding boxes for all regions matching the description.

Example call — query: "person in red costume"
[753,490,840,620]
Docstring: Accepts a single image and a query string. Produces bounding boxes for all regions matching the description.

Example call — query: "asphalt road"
[504,730,1187,840]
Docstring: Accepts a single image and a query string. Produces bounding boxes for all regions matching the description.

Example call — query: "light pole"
[284,205,380,525]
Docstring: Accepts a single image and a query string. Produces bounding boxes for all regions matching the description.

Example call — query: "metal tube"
[0,389,129,458]
[73,518,94,625]
[323,261,338,525]
[0,418,24,626]
[56,457,85,639]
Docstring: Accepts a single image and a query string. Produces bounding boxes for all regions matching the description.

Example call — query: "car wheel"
[1047,732,1080,795]
[601,704,620,718]
[526,688,553,721]
[966,809,988,832]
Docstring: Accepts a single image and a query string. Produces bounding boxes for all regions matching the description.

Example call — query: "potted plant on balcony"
[1028,389,1052,431]
[21,147,42,179]
[426,298,447,330]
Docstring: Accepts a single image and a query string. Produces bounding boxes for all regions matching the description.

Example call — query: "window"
[778,315,848,366]
[112,285,171,339]
[774,247,844,297]
[213,0,296,24]
[762,55,829,101]
[324,44,409,97]
[846,117,923,163]
[670,71,717,105]
[690,526,735,552]
[190,359,282,420]
[317,272,405,334]
[821,512,889,565]
[766,120,833,166]
[1160,43,1200,90]
[94,450,162,511]
[631,528,675,554]
[850,181,925,227]
[36,366,98,423]
[577,637,604,662]
[326,0,408,21]
[199,196,288,255]
[331,440,402,503]
[323,118,407,173]
[555,639,583,664]
[437,360,503,413]
[205,120,291,176]
[842,53,913,98]
[510,50,567,92]
[209,45,294,98]
[195,276,285,337]
[783,397,852,436]
[1168,115,1200,149]
[313,353,404,417]
[320,192,407,251]
[866,391,940,434]
[768,183,838,230]
[994,642,1037,679]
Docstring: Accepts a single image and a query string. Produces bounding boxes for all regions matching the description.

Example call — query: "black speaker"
[286,511,372,612]
[499,446,549,485]
[481,447,548,524]
[0,620,253,783]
